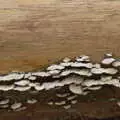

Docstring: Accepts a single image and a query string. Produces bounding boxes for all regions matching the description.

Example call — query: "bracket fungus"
[0,54,120,111]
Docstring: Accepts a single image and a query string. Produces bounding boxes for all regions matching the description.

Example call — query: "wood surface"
[0,0,120,73]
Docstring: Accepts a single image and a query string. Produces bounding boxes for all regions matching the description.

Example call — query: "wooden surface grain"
[0,0,120,73]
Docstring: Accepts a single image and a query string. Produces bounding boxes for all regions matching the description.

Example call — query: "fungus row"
[0,54,120,111]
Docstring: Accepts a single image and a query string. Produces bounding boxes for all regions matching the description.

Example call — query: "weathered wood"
[0,0,120,73]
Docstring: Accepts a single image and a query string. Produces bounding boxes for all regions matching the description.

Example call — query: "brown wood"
[0,0,120,74]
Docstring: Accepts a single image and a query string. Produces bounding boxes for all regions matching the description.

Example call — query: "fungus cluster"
[0,54,120,111]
